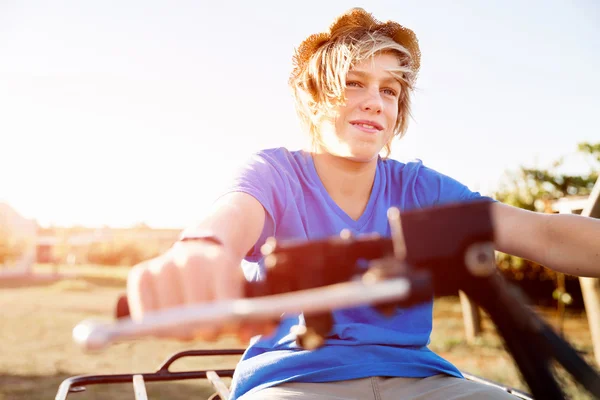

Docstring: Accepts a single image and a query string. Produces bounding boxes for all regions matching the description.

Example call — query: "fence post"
[579,177,600,366]
[459,290,482,343]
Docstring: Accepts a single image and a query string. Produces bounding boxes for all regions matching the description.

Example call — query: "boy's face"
[317,52,401,162]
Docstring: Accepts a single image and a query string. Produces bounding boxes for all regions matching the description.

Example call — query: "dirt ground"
[0,267,597,399]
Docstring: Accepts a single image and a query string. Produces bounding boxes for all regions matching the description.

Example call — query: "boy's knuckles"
[153,260,185,309]
[127,266,157,319]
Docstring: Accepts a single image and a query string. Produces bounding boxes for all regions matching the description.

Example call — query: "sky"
[1,0,599,229]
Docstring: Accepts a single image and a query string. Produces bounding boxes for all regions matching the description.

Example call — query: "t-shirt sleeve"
[411,161,495,208]
[220,150,289,261]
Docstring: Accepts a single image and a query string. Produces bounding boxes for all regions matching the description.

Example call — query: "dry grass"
[0,264,597,399]
[430,298,598,399]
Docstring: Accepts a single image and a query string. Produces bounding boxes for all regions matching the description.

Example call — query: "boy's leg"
[238,377,376,400]
[378,374,518,399]
[238,375,518,399]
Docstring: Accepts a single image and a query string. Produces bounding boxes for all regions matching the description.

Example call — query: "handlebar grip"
[115,294,130,319]
[75,278,414,351]
[114,283,264,321]
[113,279,304,321]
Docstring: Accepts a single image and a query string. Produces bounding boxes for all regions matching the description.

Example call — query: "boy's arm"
[492,202,600,278]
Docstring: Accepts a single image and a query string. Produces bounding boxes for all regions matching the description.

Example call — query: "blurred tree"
[577,142,600,162]
[492,141,599,322]
[494,142,599,281]
[494,142,598,210]
[0,226,25,264]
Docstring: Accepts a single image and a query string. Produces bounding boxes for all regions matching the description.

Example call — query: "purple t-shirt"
[222,148,484,399]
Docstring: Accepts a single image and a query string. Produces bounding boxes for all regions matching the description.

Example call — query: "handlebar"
[71,199,600,399]
[74,277,414,351]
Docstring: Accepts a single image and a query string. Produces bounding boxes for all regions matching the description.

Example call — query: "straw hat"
[291,8,421,81]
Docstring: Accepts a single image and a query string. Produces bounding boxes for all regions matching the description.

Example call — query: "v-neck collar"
[305,151,380,231]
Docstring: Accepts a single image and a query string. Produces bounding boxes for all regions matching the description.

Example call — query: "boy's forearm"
[179,192,266,260]
[542,213,600,277]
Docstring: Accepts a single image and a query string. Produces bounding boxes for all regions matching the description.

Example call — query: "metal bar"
[462,270,565,399]
[73,278,411,351]
[387,207,407,260]
[578,176,600,366]
[55,380,72,400]
[481,283,564,399]
[582,176,600,218]
[133,375,148,400]
[539,323,600,396]
[55,369,237,399]
[206,371,230,400]
[157,349,244,373]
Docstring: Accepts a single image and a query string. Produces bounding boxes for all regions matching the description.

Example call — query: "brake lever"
[74,278,415,351]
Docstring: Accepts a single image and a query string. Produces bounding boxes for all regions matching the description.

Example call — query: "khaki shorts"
[238,374,517,399]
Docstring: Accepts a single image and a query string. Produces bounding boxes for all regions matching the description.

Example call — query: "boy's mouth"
[350,120,383,133]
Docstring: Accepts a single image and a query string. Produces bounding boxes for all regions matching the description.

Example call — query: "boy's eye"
[382,88,398,97]
[346,81,361,87]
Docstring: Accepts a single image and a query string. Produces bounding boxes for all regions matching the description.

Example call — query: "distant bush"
[0,227,26,264]
[86,239,169,266]
[495,253,557,281]
[493,141,599,281]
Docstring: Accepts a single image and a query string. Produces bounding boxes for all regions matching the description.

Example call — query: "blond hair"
[289,30,416,157]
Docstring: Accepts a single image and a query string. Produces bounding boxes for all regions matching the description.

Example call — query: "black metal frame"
[55,349,243,400]
[55,349,537,400]
[246,200,600,399]
[56,200,600,399]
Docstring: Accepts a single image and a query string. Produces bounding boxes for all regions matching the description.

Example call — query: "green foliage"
[494,142,599,281]
[577,142,600,162]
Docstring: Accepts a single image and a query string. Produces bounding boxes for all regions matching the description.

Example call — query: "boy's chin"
[343,145,382,162]
[343,151,380,163]
[317,142,382,163]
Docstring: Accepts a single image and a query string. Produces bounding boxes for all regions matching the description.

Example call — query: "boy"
[127,8,600,399]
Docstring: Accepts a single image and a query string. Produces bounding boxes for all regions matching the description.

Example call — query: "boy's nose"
[360,90,383,114]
